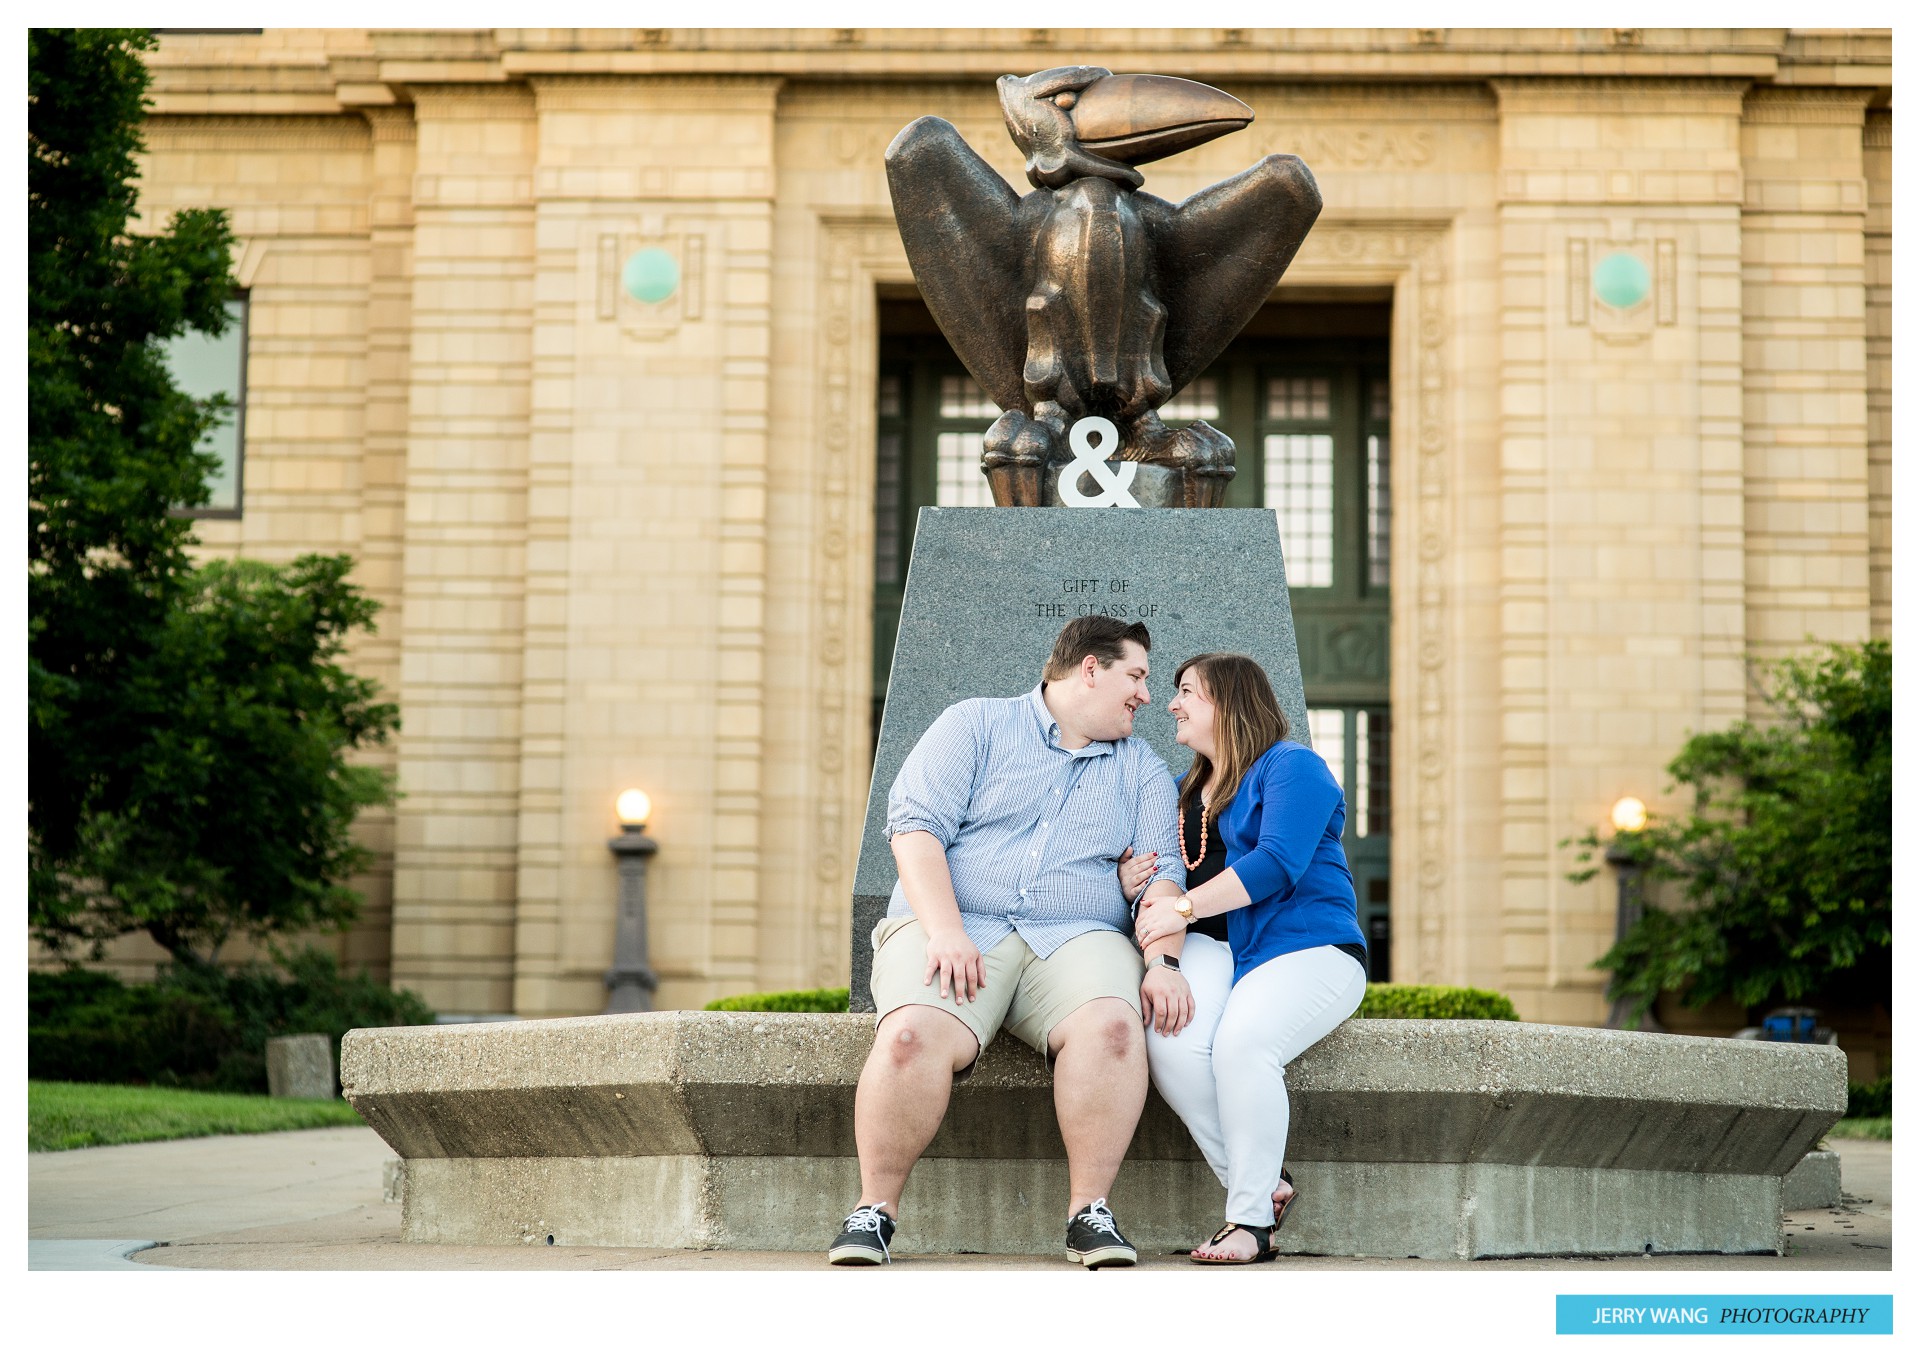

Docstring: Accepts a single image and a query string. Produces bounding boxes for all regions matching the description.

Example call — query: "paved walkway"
[27,1126,1893,1271]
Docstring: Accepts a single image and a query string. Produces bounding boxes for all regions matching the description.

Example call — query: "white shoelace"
[844,1205,893,1259]
[1078,1199,1121,1237]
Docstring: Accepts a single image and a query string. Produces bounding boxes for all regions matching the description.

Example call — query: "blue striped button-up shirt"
[885,686,1184,958]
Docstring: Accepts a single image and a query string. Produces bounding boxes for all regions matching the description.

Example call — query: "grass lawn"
[29,1079,366,1152]
[1824,1116,1891,1141]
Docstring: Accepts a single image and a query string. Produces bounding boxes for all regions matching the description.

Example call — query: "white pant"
[1146,934,1366,1226]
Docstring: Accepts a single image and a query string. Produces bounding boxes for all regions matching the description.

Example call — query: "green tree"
[29,30,399,965]
[1569,641,1892,1024]
[36,558,401,962]
[31,29,235,880]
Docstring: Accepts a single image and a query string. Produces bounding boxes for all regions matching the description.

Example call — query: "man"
[828,615,1191,1268]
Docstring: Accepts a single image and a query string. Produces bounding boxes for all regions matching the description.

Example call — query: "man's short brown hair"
[1042,615,1152,682]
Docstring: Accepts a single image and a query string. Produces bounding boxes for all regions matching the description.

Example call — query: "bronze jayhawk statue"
[886,67,1321,507]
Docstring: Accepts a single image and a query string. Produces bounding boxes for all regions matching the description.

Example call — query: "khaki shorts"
[868,915,1144,1067]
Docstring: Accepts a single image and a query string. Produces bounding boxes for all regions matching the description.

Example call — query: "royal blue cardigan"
[1209,739,1367,984]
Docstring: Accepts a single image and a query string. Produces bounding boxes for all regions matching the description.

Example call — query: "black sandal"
[1272,1167,1299,1231]
[1190,1220,1277,1264]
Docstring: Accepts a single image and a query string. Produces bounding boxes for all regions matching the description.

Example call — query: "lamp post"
[1603,795,1662,1032]
[603,788,660,1014]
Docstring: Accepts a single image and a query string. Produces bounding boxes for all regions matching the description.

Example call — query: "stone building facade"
[112,29,1890,1049]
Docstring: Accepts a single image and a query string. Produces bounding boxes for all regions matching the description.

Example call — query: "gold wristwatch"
[1173,894,1195,925]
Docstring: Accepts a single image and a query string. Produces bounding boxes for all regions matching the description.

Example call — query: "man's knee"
[1056,997,1144,1060]
[873,1005,977,1073]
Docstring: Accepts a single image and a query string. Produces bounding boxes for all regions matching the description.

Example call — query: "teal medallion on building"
[1592,251,1651,309]
[622,248,679,304]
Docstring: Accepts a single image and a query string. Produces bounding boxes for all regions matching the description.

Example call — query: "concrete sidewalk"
[27,1125,1893,1271]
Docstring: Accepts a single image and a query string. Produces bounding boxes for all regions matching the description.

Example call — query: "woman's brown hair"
[1173,653,1290,822]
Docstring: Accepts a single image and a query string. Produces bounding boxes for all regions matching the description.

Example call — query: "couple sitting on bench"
[830,615,1368,1268]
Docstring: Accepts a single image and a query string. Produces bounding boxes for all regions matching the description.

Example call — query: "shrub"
[1354,984,1520,1021]
[28,949,434,1092]
[705,986,851,1013]
[1847,1075,1892,1119]
[698,984,1519,1021]
[29,969,238,1086]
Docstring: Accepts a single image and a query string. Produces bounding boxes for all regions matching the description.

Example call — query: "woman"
[1126,653,1368,1263]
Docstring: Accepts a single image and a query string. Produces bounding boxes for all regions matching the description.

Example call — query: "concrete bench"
[340,1011,1843,1259]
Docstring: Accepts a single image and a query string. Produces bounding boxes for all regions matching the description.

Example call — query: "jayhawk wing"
[884,117,1031,413]
[1142,154,1323,395]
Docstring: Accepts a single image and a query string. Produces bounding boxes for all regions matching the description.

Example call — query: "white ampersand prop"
[1056,416,1141,509]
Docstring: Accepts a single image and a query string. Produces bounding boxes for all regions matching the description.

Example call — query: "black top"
[1179,801,1232,944]
[1178,800,1368,974]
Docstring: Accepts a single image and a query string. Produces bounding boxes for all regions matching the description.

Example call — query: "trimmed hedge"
[1354,983,1520,1021]
[29,949,434,1093]
[1846,1075,1892,1118]
[705,986,850,1013]
[702,982,1519,1022]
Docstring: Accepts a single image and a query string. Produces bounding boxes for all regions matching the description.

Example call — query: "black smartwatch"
[1144,954,1182,973]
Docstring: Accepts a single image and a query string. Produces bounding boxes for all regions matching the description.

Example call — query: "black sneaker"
[828,1204,896,1265]
[1065,1197,1137,1268]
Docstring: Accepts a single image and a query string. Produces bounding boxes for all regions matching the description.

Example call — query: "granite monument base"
[852,507,1309,1010]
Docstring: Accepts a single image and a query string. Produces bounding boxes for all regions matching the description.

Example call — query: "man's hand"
[1135,891,1191,948]
[923,926,985,1003]
[1140,964,1194,1037]
[890,830,981,1002]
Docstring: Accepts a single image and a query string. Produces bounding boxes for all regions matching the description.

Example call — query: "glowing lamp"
[1610,796,1647,834]
[616,788,653,829]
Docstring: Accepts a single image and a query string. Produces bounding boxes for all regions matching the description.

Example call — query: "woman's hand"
[1140,964,1194,1037]
[1116,846,1160,903]
[1135,891,1191,948]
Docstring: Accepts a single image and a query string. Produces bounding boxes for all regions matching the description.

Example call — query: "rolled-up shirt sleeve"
[1229,747,1341,908]
[1133,753,1185,890]
[886,703,983,847]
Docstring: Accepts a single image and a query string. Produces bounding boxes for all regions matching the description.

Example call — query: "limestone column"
[1864,107,1890,638]
[337,99,416,984]
[389,85,537,1014]
[1490,79,1749,1024]
[1738,88,1873,673]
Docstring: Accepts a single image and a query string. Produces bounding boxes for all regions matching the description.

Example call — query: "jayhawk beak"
[1069,73,1254,167]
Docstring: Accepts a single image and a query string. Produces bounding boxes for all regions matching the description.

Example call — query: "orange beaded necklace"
[1179,794,1211,872]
